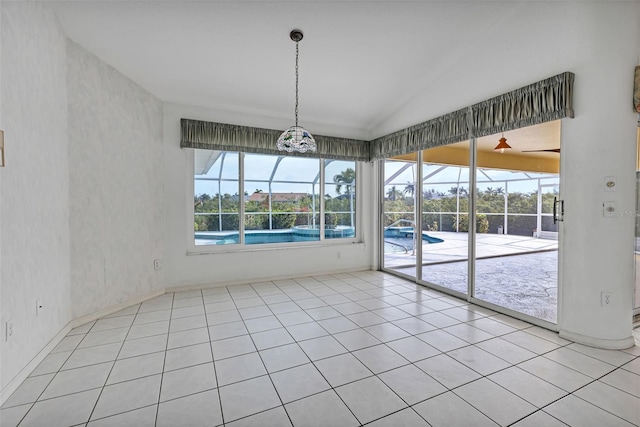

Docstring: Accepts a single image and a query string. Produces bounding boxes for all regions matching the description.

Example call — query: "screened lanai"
[383,162,559,242]
[193,150,357,246]
[382,120,561,323]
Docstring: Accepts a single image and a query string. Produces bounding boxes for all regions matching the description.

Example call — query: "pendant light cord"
[295,41,299,128]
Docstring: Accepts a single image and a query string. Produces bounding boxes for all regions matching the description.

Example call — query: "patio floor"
[385,232,558,323]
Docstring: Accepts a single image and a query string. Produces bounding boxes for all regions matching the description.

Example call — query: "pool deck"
[385,232,559,322]
[384,231,558,267]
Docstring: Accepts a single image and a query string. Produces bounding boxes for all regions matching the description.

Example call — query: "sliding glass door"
[420,141,470,296]
[472,126,560,323]
[382,154,418,279]
[380,121,562,326]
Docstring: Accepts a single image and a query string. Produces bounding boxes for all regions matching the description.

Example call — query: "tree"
[423,188,436,200]
[333,168,355,195]
[386,186,402,201]
[333,168,356,226]
[449,186,468,196]
[404,182,415,197]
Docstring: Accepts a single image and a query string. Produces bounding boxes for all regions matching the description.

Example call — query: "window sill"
[186,238,362,256]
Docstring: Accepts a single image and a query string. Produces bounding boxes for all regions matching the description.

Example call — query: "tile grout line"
[84,301,143,425]
[532,359,640,426]
[212,275,623,426]
[228,278,360,424]
[7,317,102,425]
[202,286,227,427]
[2,319,117,425]
[245,280,297,427]
[152,292,175,427]
[277,275,427,425]
[6,271,638,427]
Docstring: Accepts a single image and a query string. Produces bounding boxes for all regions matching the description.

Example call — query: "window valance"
[182,72,574,162]
[370,108,470,160]
[470,72,574,139]
[180,119,370,162]
[370,71,574,160]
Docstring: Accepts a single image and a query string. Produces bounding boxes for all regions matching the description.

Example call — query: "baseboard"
[165,267,372,293]
[0,324,71,406]
[559,329,636,350]
[68,289,166,329]
[0,289,165,406]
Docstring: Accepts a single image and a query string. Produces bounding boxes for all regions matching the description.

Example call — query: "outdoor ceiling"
[50,1,572,143]
[476,121,561,156]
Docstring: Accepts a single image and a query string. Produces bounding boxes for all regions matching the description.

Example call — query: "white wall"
[67,41,165,319]
[0,2,71,391]
[374,2,639,348]
[558,4,639,348]
[163,103,374,289]
[0,2,166,399]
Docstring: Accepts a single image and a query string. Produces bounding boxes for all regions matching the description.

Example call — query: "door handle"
[553,197,564,223]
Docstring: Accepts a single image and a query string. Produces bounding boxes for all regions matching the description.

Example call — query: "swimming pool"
[383,226,444,244]
[383,227,444,253]
[195,225,356,245]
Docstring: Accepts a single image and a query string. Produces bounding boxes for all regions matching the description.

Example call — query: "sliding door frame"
[380,137,561,332]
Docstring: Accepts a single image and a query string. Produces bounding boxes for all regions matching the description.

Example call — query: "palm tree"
[333,168,356,226]
[334,168,355,195]
[386,186,401,201]
[404,182,415,197]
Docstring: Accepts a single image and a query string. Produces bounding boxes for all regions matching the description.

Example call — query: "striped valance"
[370,108,470,161]
[470,72,575,139]
[182,72,575,162]
[371,72,575,160]
[180,119,370,162]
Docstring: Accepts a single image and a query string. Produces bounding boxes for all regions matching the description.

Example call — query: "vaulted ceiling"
[52,1,579,142]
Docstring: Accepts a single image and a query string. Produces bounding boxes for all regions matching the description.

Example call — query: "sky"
[194,151,558,197]
[384,162,558,195]
[195,152,355,197]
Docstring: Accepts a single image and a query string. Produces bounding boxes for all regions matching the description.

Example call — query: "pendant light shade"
[494,135,511,153]
[277,29,316,153]
[277,126,316,153]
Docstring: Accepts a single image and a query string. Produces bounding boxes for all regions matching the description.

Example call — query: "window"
[193,149,357,247]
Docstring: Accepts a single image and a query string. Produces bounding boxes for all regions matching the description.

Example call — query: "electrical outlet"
[5,321,13,341]
[604,176,616,192]
[603,201,616,217]
[601,291,613,306]
[154,259,161,270]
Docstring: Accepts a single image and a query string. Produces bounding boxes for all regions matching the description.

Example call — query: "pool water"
[384,227,444,244]
[195,226,355,246]
[384,237,416,253]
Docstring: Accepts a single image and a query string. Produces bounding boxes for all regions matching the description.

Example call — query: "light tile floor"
[1,271,639,427]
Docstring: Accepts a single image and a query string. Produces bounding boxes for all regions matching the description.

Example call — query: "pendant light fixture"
[277,29,316,153]
[494,133,511,153]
